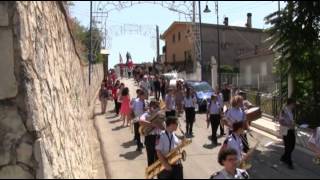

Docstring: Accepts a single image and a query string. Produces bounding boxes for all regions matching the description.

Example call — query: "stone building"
[161,13,269,83]
[237,48,277,92]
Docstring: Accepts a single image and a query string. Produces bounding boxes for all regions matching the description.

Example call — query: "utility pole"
[156,25,160,62]
[192,1,196,23]
[89,1,93,85]
[198,1,204,82]
[216,1,221,89]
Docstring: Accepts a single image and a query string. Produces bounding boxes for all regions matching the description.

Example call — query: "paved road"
[94,78,320,179]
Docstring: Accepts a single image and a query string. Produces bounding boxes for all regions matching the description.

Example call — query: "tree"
[265,1,320,126]
[69,17,104,63]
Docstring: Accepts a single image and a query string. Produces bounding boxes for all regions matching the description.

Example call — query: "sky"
[70,1,285,68]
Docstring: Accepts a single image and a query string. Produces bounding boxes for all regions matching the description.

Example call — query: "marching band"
[100,74,318,179]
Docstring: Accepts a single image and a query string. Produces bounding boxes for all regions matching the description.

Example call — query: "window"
[245,65,252,85]
[261,62,267,77]
[172,34,176,43]
[178,32,181,41]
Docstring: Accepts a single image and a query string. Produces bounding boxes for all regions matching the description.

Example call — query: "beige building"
[161,14,269,82]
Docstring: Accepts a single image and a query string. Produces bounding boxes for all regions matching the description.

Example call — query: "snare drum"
[245,107,262,122]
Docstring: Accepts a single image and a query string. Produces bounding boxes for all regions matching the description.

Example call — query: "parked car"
[185,80,214,112]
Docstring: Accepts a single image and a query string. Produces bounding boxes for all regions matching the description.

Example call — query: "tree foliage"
[265,1,320,126]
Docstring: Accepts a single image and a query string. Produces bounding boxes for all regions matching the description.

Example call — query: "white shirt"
[183,96,197,108]
[309,127,320,148]
[132,98,145,120]
[225,134,244,161]
[165,95,176,111]
[211,169,249,179]
[216,92,224,108]
[156,131,180,155]
[226,108,245,129]
[140,112,162,135]
[208,101,221,115]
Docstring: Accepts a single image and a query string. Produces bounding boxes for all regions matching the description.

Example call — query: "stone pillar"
[211,56,218,88]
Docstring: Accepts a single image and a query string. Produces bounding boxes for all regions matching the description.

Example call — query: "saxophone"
[239,131,260,170]
[145,121,192,179]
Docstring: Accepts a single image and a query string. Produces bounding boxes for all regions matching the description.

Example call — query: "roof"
[161,21,264,40]
[237,48,274,61]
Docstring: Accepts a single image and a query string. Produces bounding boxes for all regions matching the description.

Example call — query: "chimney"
[223,17,229,26]
[246,13,252,28]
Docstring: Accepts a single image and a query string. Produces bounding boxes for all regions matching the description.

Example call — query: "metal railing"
[243,90,283,121]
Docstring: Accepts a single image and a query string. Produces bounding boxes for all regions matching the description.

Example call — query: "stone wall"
[0,1,104,179]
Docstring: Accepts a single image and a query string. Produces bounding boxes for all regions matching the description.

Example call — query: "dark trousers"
[158,164,183,179]
[155,89,161,100]
[219,108,225,135]
[166,110,176,117]
[161,90,166,100]
[134,122,143,148]
[128,71,131,78]
[185,107,195,135]
[145,135,158,166]
[282,129,296,165]
[210,114,221,144]
[115,101,121,115]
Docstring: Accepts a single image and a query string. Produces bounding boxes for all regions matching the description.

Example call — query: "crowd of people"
[98,70,320,179]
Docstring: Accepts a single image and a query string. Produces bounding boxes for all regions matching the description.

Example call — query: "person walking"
[112,80,120,115]
[183,88,197,137]
[165,88,176,117]
[279,98,296,169]
[175,81,184,116]
[131,89,145,151]
[99,82,109,114]
[215,87,225,136]
[207,95,222,145]
[116,83,125,116]
[160,78,167,100]
[120,87,132,127]
[154,76,161,101]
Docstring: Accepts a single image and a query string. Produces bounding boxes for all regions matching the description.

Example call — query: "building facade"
[161,14,269,83]
[238,48,276,92]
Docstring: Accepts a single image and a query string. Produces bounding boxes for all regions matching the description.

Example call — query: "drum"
[245,107,262,122]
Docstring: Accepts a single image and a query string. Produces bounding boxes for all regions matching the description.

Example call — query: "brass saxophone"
[145,121,191,179]
[239,131,260,170]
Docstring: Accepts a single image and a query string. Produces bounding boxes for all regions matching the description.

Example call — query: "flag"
[119,53,123,64]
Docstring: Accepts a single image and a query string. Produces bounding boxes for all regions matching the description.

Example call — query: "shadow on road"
[109,119,122,124]
[119,150,143,160]
[112,125,126,131]
[121,140,136,148]
[203,143,220,150]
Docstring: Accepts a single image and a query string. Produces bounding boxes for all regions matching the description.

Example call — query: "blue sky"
[70,1,284,68]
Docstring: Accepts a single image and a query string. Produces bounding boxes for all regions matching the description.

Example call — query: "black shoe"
[136,147,142,152]
[288,164,294,170]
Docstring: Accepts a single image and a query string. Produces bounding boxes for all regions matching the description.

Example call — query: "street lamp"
[203,2,221,89]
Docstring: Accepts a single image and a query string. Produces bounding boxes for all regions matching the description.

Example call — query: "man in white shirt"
[156,116,183,179]
[279,98,296,169]
[165,88,176,117]
[139,101,165,166]
[131,90,146,151]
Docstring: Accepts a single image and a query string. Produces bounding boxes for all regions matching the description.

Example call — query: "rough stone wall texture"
[0,1,104,179]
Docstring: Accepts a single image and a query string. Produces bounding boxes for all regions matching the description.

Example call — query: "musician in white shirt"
[207,95,222,145]
[279,98,296,169]
[139,100,165,166]
[215,87,225,136]
[165,88,176,117]
[131,90,146,151]
[183,88,197,136]
[224,95,249,153]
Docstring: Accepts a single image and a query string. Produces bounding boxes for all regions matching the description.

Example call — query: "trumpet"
[239,131,260,170]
